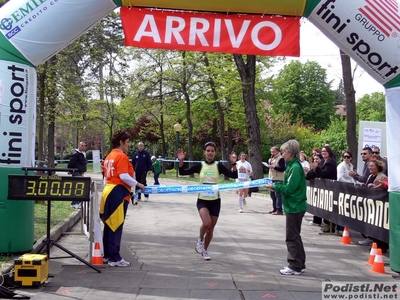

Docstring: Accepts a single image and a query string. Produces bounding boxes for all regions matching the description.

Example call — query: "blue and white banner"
[140,178,271,196]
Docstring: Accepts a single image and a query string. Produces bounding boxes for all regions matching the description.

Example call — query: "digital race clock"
[8,175,91,201]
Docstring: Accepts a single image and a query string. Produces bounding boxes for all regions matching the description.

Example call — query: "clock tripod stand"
[20,167,101,273]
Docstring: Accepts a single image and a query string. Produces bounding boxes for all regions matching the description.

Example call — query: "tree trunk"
[233,54,263,179]
[47,57,58,168]
[203,54,227,163]
[37,63,47,163]
[340,50,358,168]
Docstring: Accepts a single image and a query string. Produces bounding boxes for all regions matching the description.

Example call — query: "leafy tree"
[314,117,349,159]
[356,92,385,122]
[268,60,336,130]
[79,11,130,153]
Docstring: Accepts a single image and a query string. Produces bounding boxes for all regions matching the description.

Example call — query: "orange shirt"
[103,149,134,190]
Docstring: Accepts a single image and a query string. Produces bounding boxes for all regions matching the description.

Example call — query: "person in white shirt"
[236,152,253,213]
[337,151,355,183]
[300,152,310,173]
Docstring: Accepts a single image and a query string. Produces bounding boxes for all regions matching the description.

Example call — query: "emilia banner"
[307,178,389,243]
[121,7,300,56]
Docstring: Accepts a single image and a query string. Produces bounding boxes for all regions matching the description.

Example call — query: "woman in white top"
[236,152,253,213]
[337,151,355,183]
[300,153,310,172]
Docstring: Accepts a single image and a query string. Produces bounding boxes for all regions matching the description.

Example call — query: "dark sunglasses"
[372,151,380,154]
[343,155,351,159]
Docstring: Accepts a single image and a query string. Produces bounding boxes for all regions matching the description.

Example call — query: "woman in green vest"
[177,142,238,261]
[266,139,307,275]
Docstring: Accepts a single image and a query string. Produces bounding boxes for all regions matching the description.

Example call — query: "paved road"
[9,175,398,300]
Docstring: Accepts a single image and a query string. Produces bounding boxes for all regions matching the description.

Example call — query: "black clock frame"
[8,174,91,201]
[7,167,100,273]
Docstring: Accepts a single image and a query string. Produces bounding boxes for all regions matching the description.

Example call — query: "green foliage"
[356,92,385,122]
[262,113,318,159]
[269,61,337,130]
[313,116,349,158]
[33,201,73,241]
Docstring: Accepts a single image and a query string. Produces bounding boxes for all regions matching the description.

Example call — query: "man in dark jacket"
[349,147,373,183]
[131,142,152,201]
[68,141,88,208]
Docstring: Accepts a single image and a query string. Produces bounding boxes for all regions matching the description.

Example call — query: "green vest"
[199,161,220,200]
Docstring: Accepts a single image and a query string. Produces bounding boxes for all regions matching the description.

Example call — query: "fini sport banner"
[121,7,300,57]
[307,0,400,86]
[0,60,36,168]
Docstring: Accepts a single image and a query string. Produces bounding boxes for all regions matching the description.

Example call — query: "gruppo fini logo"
[359,0,400,38]
[315,0,399,80]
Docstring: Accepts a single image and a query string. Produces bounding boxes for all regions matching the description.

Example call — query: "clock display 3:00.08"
[26,180,86,197]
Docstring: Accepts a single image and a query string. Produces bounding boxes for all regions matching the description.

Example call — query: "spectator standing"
[266,140,307,275]
[337,151,355,183]
[268,146,286,215]
[306,146,337,231]
[365,160,387,188]
[151,156,162,185]
[68,141,88,209]
[359,160,388,250]
[335,151,356,234]
[300,153,310,173]
[371,146,388,175]
[349,147,373,184]
[311,148,321,158]
[131,142,152,201]
[236,152,253,213]
[100,130,145,267]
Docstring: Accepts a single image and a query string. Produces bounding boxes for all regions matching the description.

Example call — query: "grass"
[0,201,72,265]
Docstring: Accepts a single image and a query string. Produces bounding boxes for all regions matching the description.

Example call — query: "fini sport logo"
[358,0,400,39]
[316,0,400,42]
[314,0,399,81]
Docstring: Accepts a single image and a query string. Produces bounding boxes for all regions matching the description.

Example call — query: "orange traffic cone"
[340,227,351,244]
[91,242,103,265]
[370,249,387,274]
[366,242,378,265]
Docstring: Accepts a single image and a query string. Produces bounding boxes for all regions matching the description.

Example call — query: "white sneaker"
[108,258,131,267]
[144,196,149,202]
[309,221,320,226]
[196,237,204,254]
[358,237,373,246]
[202,249,211,260]
[279,266,300,275]
[283,266,305,273]
[239,208,243,213]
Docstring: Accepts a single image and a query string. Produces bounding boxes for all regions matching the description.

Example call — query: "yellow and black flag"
[100,184,130,232]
